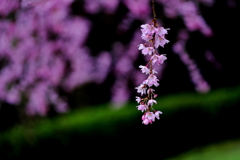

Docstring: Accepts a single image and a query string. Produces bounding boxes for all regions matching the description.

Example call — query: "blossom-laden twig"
[135,0,169,125]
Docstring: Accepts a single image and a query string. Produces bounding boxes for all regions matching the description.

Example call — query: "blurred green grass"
[1,85,240,159]
[167,139,240,160]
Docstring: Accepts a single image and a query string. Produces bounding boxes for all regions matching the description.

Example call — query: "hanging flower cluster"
[135,21,169,125]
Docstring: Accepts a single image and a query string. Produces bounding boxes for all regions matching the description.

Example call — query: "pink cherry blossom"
[142,46,155,56]
[156,27,169,36]
[154,35,170,48]
[151,54,167,65]
[135,84,147,95]
[136,104,148,112]
[142,118,150,125]
[154,94,158,98]
[138,44,155,56]
[152,69,158,74]
[146,74,159,87]
[140,24,157,41]
[141,24,156,35]
[136,96,141,103]
[138,44,145,50]
[148,99,157,106]
[155,111,162,119]
[0,0,218,119]
[136,7,169,124]
[145,111,155,121]
[141,34,153,41]
[139,65,150,74]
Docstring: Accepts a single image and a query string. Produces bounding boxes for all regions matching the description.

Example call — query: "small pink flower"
[158,54,167,64]
[151,54,167,65]
[146,74,159,87]
[156,27,169,36]
[139,65,150,74]
[152,69,158,74]
[140,24,157,41]
[138,44,145,50]
[141,34,153,41]
[142,118,149,125]
[155,111,162,120]
[145,111,155,121]
[151,55,159,65]
[148,99,157,106]
[154,94,158,98]
[154,36,170,48]
[142,47,154,56]
[135,96,141,103]
[142,79,148,85]
[141,24,156,35]
[136,104,148,112]
[135,84,147,95]
[138,45,154,56]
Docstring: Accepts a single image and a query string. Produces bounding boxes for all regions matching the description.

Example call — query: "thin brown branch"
[151,0,156,19]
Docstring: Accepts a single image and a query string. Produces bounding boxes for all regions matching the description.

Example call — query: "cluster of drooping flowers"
[136,20,169,125]
[1,0,227,117]
[0,0,112,116]
[111,0,219,106]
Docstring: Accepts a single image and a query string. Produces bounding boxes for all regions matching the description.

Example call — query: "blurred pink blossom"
[0,0,223,116]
